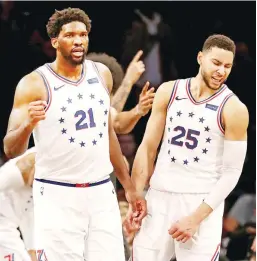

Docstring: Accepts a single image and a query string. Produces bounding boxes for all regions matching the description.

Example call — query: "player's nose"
[73,35,83,45]
[217,66,225,76]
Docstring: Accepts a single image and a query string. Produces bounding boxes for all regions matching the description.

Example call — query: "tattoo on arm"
[111,81,133,112]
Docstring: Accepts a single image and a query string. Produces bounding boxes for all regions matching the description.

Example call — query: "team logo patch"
[205,103,218,111]
[87,77,99,84]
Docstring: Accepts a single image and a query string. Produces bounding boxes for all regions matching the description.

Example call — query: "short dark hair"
[202,34,236,56]
[87,53,124,95]
[46,7,91,38]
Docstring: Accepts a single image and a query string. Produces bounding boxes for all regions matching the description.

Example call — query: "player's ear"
[197,51,203,65]
[51,38,58,49]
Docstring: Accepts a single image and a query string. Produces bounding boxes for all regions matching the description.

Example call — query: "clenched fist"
[27,100,47,127]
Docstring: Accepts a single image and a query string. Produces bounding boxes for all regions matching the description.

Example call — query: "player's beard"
[59,45,87,66]
[201,68,224,91]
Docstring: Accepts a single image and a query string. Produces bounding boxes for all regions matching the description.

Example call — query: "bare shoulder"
[154,80,177,108]
[223,95,249,124]
[14,71,47,106]
[223,95,249,137]
[94,62,113,93]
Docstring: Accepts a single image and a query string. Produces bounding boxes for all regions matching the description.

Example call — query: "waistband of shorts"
[34,177,111,188]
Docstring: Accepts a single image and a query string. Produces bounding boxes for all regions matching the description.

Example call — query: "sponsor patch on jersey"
[205,103,218,111]
[87,77,99,84]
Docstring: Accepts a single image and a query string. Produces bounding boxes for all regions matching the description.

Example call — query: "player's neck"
[52,57,83,81]
[192,74,217,100]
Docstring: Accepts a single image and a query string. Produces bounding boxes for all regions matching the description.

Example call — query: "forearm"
[131,145,155,193]
[109,125,134,191]
[0,161,25,191]
[114,106,141,134]
[4,122,33,158]
[111,79,133,112]
[192,140,247,223]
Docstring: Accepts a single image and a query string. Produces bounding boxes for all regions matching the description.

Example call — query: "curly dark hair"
[202,34,236,56]
[46,7,91,38]
[87,53,124,95]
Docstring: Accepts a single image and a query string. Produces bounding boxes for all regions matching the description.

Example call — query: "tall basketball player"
[124,34,249,261]
[0,147,36,261]
[4,8,146,261]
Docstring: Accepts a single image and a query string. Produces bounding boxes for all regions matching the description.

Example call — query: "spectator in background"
[224,194,256,234]
[121,10,178,146]
[222,194,256,261]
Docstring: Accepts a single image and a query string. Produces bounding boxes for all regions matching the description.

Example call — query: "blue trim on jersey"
[35,177,111,188]
[187,78,227,104]
[35,70,50,105]
[91,61,110,95]
[218,93,235,132]
[45,62,85,84]
[167,80,178,108]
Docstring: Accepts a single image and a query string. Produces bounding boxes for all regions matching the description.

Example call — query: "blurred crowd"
[0,1,255,261]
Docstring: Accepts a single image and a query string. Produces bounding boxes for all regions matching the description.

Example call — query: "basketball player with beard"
[4,8,146,261]
[124,34,249,261]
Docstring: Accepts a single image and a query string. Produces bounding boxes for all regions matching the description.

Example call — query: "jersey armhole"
[35,69,52,112]
[91,61,110,96]
[167,80,180,110]
[217,93,235,134]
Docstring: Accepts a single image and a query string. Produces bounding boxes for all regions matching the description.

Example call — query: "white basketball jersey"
[0,147,35,225]
[150,78,234,193]
[33,60,113,183]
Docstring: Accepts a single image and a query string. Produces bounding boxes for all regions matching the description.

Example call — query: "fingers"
[29,100,47,107]
[140,93,155,101]
[181,235,191,243]
[133,200,147,222]
[168,224,178,235]
[123,218,135,234]
[141,82,150,95]
[28,100,47,124]
[131,50,143,63]
[29,110,46,117]
[140,97,154,106]
[147,87,155,94]
[170,229,183,239]
[140,85,155,97]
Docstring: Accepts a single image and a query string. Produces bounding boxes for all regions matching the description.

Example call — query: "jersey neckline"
[45,62,86,86]
[186,78,227,105]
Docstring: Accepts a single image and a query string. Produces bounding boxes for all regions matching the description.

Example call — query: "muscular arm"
[111,78,134,112]
[96,62,135,191]
[111,50,145,112]
[16,152,36,186]
[111,106,141,134]
[192,96,249,223]
[109,112,134,191]
[4,72,47,158]
[131,82,173,193]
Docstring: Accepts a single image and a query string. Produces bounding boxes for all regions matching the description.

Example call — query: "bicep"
[6,105,29,132]
[141,89,168,153]
[6,72,46,133]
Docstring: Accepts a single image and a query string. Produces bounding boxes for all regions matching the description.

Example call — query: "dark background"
[0,1,256,193]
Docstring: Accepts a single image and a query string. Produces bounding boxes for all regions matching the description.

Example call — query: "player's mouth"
[211,76,223,85]
[71,47,84,58]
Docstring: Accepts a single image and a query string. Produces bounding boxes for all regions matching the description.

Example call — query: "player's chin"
[208,81,223,91]
[72,57,84,65]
